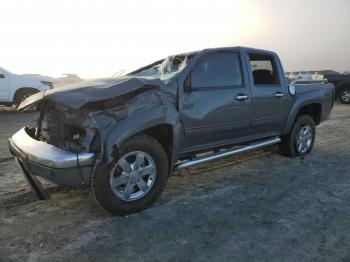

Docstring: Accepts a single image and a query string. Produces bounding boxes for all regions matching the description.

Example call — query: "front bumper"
[8,127,95,186]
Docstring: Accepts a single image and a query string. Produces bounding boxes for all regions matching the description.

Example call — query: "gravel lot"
[0,103,350,262]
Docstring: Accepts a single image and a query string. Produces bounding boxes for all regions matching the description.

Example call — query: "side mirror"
[288,80,296,96]
[184,75,192,92]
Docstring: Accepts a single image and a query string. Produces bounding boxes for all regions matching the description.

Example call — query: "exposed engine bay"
[37,102,100,154]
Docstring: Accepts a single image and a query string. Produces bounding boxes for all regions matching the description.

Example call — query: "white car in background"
[0,67,52,109]
[312,72,324,80]
[53,74,82,87]
[291,71,313,80]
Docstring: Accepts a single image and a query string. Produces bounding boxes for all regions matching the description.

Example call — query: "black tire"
[14,89,38,111]
[338,86,350,104]
[90,133,169,216]
[279,115,315,157]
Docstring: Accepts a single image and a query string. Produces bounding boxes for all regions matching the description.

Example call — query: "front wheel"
[90,134,169,216]
[338,87,350,104]
[279,115,315,157]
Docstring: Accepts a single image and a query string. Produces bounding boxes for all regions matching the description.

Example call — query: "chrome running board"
[174,137,281,171]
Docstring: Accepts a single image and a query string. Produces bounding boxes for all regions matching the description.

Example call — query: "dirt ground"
[0,103,350,262]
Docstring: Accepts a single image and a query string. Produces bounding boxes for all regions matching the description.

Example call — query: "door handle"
[274,92,285,98]
[235,94,249,101]
[0,74,4,78]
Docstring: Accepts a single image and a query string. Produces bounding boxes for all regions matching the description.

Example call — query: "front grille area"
[39,106,98,153]
[40,109,66,148]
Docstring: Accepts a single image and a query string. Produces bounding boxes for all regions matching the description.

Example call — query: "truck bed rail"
[292,79,328,85]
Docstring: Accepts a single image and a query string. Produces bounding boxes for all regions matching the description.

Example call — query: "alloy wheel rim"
[296,125,313,154]
[341,90,350,103]
[110,151,157,201]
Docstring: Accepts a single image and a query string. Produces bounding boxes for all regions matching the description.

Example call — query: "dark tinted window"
[191,53,242,88]
[249,53,279,85]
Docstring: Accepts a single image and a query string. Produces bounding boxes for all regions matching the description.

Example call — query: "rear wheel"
[279,115,315,157]
[338,87,350,104]
[90,134,169,216]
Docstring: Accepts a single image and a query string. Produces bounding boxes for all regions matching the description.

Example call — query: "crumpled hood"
[18,76,165,111]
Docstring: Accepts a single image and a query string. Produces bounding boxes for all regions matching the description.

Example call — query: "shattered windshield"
[128,53,196,81]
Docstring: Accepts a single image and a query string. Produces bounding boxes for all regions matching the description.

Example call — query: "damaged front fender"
[86,81,183,165]
[101,105,183,165]
[29,76,182,171]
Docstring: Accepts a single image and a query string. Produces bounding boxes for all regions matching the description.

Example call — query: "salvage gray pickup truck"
[9,47,334,215]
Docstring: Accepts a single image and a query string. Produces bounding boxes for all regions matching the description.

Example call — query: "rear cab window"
[248,53,280,85]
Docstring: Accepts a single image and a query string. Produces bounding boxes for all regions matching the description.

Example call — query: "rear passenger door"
[247,52,291,135]
[179,51,252,152]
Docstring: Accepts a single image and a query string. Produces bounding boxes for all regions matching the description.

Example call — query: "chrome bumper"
[9,127,95,169]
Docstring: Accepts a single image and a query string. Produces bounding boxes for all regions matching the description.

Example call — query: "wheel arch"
[336,81,350,92]
[297,103,322,125]
[336,82,350,98]
[102,106,183,170]
[282,95,323,135]
[13,87,40,105]
[142,124,173,163]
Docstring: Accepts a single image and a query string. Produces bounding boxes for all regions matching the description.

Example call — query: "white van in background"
[0,67,52,108]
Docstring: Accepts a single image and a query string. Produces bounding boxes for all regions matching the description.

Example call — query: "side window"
[249,53,279,85]
[191,53,243,88]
